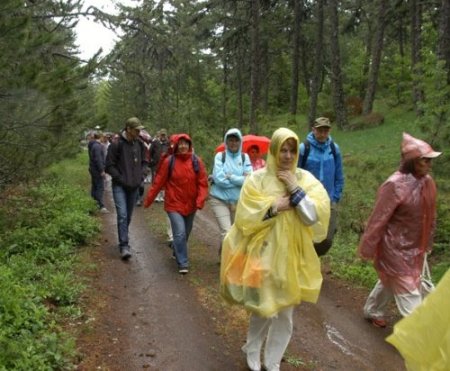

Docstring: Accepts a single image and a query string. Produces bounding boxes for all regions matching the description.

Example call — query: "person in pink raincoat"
[358,133,442,328]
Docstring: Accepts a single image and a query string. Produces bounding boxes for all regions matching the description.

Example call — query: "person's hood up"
[401,132,442,161]
[224,128,243,154]
[266,128,299,174]
[173,133,193,156]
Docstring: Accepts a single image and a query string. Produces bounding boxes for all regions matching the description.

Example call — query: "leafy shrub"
[0,153,100,369]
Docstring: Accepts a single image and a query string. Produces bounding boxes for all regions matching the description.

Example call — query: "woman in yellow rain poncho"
[220,128,330,371]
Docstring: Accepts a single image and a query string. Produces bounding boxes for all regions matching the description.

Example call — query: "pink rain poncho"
[358,133,439,294]
[220,128,330,317]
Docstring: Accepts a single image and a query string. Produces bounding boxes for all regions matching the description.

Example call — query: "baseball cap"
[125,117,144,130]
[313,117,331,128]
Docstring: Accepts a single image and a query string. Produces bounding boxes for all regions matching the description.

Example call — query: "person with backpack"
[209,128,253,255]
[144,134,209,274]
[297,117,344,256]
[105,117,148,260]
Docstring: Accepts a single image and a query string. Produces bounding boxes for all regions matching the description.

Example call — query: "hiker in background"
[209,128,252,255]
[358,133,441,328]
[88,131,108,213]
[105,117,148,260]
[144,134,208,274]
[298,117,344,256]
[247,144,266,171]
[220,128,330,371]
[136,130,152,206]
[149,128,170,202]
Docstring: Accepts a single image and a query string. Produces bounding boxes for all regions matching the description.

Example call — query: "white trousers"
[209,197,236,240]
[363,280,422,318]
[242,306,294,371]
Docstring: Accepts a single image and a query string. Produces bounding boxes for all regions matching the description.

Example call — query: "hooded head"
[173,133,193,155]
[224,128,243,154]
[401,133,441,162]
[267,128,299,174]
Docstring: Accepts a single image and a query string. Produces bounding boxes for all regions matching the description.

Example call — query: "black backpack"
[299,140,337,169]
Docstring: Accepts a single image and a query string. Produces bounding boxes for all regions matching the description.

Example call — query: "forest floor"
[74,185,406,371]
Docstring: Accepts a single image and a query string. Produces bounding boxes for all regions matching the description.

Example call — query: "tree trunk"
[362,0,388,115]
[308,0,325,127]
[289,0,302,115]
[222,57,228,135]
[328,0,348,129]
[237,45,244,129]
[437,0,450,83]
[410,0,425,116]
[249,0,261,134]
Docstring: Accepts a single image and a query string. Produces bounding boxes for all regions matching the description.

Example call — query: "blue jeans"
[167,211,196,268]
[90,171,105,209]
[112,184,139,249]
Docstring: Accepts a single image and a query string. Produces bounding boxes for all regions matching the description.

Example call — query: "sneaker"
[136,199,142,206]
[367,317,387,328]
[99,207,109,214]
[120,247,132,260]
[178,267,189,274]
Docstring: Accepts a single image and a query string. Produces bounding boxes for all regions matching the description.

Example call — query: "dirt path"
[75,186,406,370]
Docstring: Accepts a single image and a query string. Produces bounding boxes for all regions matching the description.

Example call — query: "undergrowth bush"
[0,153,99,370]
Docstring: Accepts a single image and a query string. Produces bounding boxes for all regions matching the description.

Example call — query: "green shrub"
[0,152,99,369]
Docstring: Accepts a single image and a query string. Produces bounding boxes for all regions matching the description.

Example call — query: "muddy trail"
[75,186,406,371]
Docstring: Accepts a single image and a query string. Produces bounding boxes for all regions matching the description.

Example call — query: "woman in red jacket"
[144,134,209,274]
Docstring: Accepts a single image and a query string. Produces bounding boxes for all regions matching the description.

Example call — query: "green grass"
[251,108,449,286]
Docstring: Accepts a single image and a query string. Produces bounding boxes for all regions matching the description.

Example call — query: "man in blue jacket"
[298,117,344,255]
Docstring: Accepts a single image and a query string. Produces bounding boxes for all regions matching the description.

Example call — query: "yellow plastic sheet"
[386,269,450,371]
[220,165,329,318]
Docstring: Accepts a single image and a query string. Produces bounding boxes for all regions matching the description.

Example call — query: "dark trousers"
[90,171,105,209]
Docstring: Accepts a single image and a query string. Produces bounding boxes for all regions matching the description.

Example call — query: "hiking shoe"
[367,317,387,328]
[120,247,132,260]
[99,207,109,214]
[178,267,189,274]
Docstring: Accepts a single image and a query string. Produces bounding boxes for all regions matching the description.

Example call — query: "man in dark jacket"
[106,117,147,260]
[88,131,108,213]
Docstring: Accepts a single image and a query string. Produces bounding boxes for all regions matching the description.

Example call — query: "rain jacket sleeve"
[195,157,209,209]
[332,145,345,203]
[220,169,330,318]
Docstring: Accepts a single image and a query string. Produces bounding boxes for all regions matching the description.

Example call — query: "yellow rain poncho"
[220,128,330,317]
[386,269,450,371]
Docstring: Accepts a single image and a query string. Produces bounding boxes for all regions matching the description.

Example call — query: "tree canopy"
[1,0,449,188]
